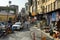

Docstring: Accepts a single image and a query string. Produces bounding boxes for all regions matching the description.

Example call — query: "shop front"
[51,11,60,27]
[51,12,56,27]
[37,14,43,20]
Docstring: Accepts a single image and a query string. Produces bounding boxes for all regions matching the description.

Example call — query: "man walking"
[56,19,60,38]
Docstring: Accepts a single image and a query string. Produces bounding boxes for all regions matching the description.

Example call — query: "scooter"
[0,29,3,37]
[6,25,13,34]
[0,28,7,38]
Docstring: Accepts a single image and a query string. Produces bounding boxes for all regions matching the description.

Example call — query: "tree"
[9,17,12,21]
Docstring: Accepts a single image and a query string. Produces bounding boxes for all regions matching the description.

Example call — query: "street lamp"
[9,1,11,5]
[7,1,11,23]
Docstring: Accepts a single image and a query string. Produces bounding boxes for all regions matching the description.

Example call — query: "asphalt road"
[0,28,32,40]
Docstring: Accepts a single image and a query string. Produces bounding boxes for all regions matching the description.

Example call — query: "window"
[42,0,45,3]
[51,3,52,11]
[52,3,54,11]
[46,0,50,2]
[54,2,55,10]
[57,0,60,1]
[0,10,1,12]
[48,5,50,12]
[50,4,51,11]
[46,0,48,2]
[37,1,39,5]
[32,6,34,12]
[48,5,49,12]
[26,6,27,10]
[46,6,47,13]
[47,5,48,12]
[29,0,33,6]
[55,1,57,9]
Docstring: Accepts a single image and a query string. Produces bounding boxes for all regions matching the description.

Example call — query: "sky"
[0,0,28,12]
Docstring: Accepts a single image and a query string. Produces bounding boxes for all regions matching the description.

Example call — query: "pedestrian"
[56,19,60,38]
[24,20,30,30]
[56,19,60,32]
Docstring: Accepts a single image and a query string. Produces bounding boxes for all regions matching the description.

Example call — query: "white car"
[12,22,23,30]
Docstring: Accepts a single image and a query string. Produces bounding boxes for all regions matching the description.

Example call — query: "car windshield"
[15,22,21,25]
[15,24,21,25]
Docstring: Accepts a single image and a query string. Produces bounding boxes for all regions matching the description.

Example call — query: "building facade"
[28,0,43,16]
[21,8,26,17]
[28,0,37,16]
[0,5,18,22]
[37,0,42,14]
[42,0,60,26]
[25,2,29,15]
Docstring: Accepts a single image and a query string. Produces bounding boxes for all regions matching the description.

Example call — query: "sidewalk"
[30,25,58,40]
[30,25,60,40]
[29,20,60,40]
[30,26,41,40]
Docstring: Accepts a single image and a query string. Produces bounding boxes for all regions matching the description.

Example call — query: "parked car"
[0,23,5,29]
[0,22,7,25]
[0,23,6,37]
[12,22,23,31]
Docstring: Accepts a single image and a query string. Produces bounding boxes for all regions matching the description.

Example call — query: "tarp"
[32,12,36,16]
[52,12,56,21]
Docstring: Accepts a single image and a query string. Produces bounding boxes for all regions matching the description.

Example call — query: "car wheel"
[21,27,23,29]
[18,28,21,31]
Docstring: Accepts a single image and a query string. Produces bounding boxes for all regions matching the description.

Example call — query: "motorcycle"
[0,29,3,37]
[0,28,7,37]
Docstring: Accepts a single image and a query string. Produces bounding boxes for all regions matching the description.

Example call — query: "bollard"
[33,32,36,40]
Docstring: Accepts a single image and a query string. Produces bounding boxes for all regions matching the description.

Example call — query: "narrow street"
[0,29,32,40]
[0,0,60,40]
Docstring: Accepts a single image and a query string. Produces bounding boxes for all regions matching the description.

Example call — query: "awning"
[32,12,36,16]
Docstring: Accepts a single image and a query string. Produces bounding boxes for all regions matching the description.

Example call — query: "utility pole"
[7,1,11,24]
